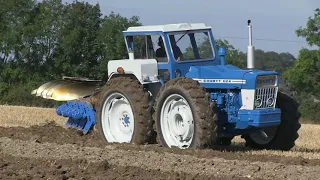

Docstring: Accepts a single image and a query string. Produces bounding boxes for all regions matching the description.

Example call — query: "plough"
[56,100,96,134]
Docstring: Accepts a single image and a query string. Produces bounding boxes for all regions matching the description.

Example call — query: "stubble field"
[0,105,320,180]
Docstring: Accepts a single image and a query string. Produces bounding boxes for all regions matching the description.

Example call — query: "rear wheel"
[96,77,154,144]
[244,91,301,150]
[153,77,217,149]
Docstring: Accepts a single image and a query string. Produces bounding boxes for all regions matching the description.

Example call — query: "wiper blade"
[176,30,190,44]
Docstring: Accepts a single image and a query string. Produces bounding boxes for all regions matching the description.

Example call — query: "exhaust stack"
[247,20,255,69]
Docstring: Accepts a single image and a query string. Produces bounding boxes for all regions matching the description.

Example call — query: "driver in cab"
[156,36,182,61]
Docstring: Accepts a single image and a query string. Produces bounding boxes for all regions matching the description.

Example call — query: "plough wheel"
[153,77,217,149]
[95,76,154,144]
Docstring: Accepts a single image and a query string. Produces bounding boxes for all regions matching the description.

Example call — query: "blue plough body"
[56,100,96,134]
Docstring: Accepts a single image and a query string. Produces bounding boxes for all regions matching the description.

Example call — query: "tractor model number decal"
[256,75,277,87]
[193,78,246,84]
[256,79,275,84]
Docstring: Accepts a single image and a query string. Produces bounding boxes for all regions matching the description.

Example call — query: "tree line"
[283,8,320,122]
[0,1,319,122]
[0,0,140,106]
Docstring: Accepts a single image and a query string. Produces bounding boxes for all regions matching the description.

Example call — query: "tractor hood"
[185,64,279,89]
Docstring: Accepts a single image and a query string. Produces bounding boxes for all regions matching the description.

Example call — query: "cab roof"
[124,23,212,33]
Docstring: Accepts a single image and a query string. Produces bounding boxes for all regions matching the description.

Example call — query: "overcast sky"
[64,0,318,57]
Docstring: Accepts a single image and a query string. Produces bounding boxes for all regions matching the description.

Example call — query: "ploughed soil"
[0,122,319,180]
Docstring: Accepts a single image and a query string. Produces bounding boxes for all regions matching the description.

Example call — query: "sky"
[64,0,319,57]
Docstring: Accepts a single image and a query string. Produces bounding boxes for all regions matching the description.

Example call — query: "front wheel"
[244,91,301,150]
[153,77,217,149]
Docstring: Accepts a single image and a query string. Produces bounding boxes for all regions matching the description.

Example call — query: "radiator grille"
[255,87,277,109]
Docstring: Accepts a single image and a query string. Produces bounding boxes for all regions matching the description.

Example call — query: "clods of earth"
[0,122,319,180]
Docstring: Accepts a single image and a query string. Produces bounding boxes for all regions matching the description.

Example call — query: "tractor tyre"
[153,77,217,149]
[95,76,155,144]
[243,91,301,151]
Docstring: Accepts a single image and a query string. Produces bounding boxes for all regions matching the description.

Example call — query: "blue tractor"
[32,20,301,150]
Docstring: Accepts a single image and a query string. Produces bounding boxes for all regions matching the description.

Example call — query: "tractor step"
[55,100,96,134]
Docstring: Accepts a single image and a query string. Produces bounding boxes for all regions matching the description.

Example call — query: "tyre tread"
[95,76,155,144]
[153,77,217,148]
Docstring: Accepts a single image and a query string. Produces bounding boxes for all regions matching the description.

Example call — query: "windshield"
[168,30,215,62]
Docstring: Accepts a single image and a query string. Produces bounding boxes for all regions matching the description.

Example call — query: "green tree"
[31,0,65,77]
[284,8,320,96]
[0,0,64,77]
[0,0,36,66]
[0,0,104,105]
[255,50,296,74]
[296,8,320,47]
[283,8,320,121]
[52,1,102,79]
[0,0,145,106]
[284,49,320,96]
[0,0,67,106]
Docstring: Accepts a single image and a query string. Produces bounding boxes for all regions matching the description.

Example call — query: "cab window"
[126,35,169,63]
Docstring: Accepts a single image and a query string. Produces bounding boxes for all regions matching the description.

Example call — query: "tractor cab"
[122,23,218,83]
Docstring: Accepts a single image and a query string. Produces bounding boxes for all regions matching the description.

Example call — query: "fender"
[107,59,160,84]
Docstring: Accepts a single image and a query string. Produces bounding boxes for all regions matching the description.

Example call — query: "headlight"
[266,97,274,107]
[255,98,262,107]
